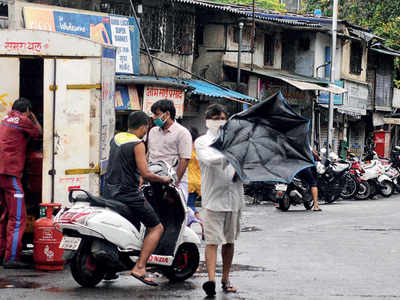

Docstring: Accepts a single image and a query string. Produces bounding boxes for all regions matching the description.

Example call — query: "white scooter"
[360,152,394,197]
[54,161,201,287]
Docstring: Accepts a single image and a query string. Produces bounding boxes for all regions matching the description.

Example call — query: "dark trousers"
[0,175,26,262]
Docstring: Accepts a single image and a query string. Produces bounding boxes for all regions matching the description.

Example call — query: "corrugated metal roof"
[182,78,258,101]
[120,75,258,102]
[224,61,346,94]
[370,46,400,57]
[171,0,322,28]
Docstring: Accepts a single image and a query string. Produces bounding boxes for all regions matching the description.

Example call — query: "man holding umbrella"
[195,104,244,297]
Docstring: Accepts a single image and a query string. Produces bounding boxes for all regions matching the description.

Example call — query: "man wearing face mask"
[148,99,192,200]
[194,104,244,297]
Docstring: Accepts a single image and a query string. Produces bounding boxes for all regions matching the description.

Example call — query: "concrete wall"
[192,24,225,82]
[224,24,282,69]
[341,39,368,83]
[140,52,193,78]
[314,32,342,81]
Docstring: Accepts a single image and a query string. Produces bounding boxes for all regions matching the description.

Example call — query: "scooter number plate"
[275,184,287,191]
[59,237,81,250]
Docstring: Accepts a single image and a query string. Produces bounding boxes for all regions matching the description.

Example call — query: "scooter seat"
[69,189,139,228]
[363,161,377,169]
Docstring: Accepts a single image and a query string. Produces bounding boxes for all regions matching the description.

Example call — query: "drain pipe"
[236,21,244,91]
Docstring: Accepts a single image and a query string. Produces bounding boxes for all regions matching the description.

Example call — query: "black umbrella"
[211,92,314,183]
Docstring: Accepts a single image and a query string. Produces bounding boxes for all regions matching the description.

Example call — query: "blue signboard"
[24,7,140,75]
[318,80,344,105]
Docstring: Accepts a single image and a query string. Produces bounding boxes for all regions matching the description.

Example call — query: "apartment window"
[264,35,275,66]
[141,6,194,55]
[350,41,363,75]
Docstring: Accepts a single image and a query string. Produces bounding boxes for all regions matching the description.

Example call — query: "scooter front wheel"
[162,243,199,282]
[380,180,394,197]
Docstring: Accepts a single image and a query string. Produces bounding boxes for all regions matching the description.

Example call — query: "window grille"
[350,41,363,75]
[264,35,274,66]
[141,6,194,55]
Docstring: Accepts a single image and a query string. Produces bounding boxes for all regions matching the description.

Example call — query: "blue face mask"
[154,113,168,127]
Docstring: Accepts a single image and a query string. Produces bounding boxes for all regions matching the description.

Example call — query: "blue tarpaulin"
[127,75,258,102]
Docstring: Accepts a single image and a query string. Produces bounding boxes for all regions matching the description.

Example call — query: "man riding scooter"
[104,111,171,286]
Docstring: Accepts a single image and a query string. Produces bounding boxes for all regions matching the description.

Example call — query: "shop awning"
[117,75,258,103]
[224,61,346,94]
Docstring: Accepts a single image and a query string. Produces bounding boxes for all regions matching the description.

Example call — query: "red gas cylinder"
[33,203,65,271]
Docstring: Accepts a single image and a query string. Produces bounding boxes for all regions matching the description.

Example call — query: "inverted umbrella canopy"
[211,92,314,183]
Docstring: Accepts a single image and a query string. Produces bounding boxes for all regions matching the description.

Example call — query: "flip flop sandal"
[130,273,158,286]
[221,280,237,293]
[313,208,322,211]
[202,280,216,297]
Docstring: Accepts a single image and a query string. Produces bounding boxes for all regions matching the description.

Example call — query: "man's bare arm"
[176,158,190,184]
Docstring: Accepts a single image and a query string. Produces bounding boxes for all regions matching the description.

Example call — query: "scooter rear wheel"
[70,239,105,287]
[355,181,371,200]
[162,243,199,282]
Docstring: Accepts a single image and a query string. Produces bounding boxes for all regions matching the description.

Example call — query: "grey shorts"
[201,209,241,245]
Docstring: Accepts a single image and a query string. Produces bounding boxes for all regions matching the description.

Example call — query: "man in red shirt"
[0,98,42,269]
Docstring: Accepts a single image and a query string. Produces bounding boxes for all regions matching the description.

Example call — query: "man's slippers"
[130,273,158,286]
[222,280,237,293]
[202,280,216,297]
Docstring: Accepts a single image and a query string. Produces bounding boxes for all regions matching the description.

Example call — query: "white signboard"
[143,86,185,118]
[341,80,368,116]
[110,17,133,74]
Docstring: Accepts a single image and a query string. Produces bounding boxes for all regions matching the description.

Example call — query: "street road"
[1,196,400,300]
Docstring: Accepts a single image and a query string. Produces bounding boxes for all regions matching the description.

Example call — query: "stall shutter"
[320,124,339,154]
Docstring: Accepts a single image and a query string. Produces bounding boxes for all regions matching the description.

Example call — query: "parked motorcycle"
[54,161,200,287]
[315,154,353,204]
[347,157,371,200]
[278,177,313,211]
[245,182,286,205]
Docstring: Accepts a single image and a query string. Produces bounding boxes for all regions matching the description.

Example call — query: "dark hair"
[150,99,176,120]
[189,127,199,142]
[128,111,150,130]
[12,97,32,113]
[205,104,227,119]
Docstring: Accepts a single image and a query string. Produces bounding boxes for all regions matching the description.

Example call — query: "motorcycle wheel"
[355,181,371,200]
[70,240,105,287]
[340,173,358,199]
[380,180,394,197]
[162,243,199,282]
[278,195,291,211]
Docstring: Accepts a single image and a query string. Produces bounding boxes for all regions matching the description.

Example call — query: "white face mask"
[206,120,227,134]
